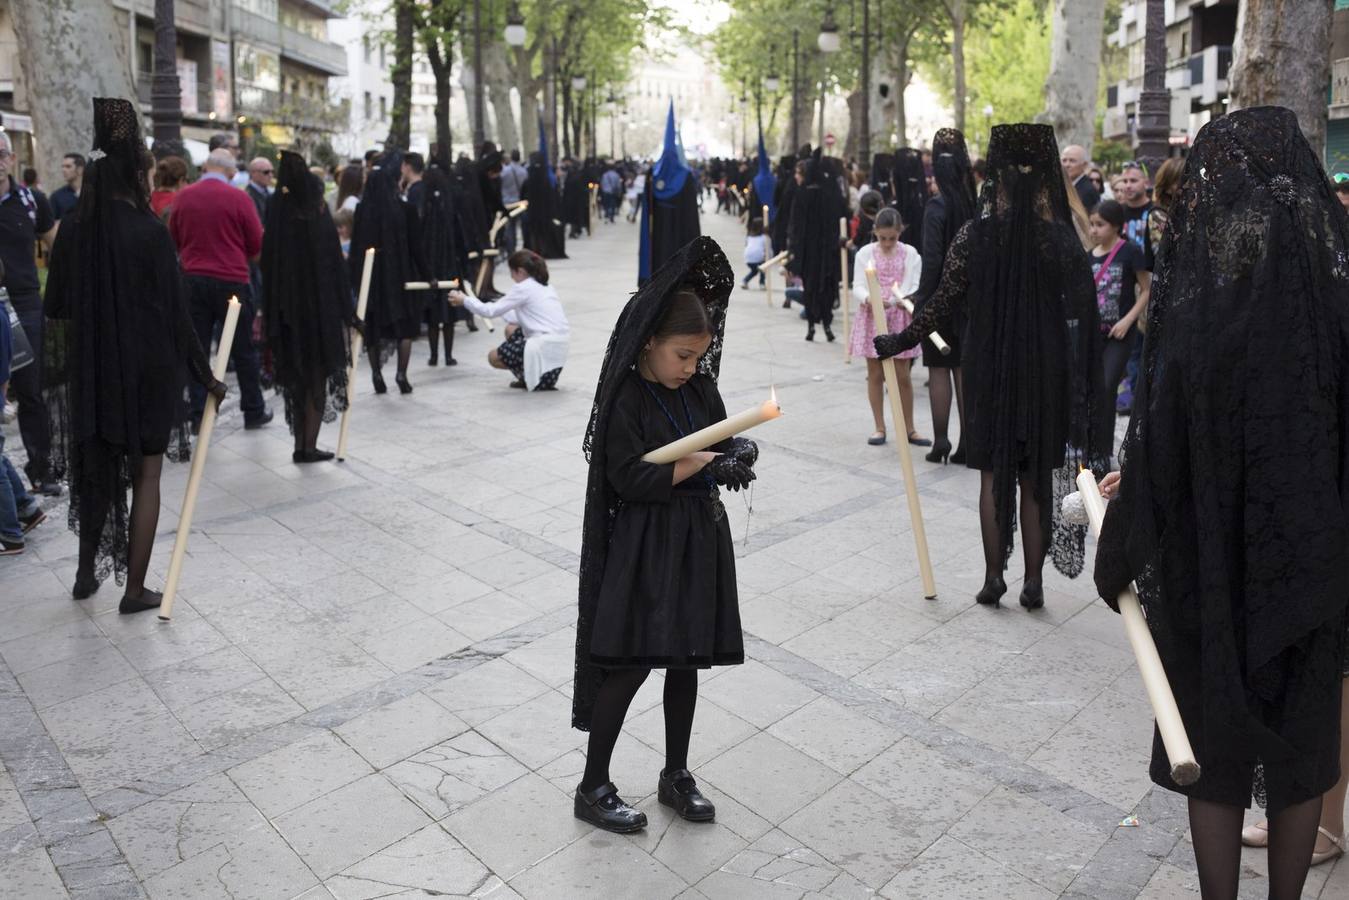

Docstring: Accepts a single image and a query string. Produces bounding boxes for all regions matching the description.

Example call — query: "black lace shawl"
[891,148,928,249]
[43,98,211,584]
[1095,107,1349,778]
[349,153,420,348]
[871,152,895,204]
[914,129,978,310]
[786,149,844,304]
[262,151,351,432]
[573,235,734,730]
[523,153,567,259]
[902,123,1104,576]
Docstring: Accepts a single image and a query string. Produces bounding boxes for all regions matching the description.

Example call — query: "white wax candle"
[641,391,782,464]
[1075,468,1200,785]
[889,285,951,355]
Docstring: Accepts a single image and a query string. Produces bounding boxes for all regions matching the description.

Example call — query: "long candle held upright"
[1074,468,1201,786]
[838,217,851,363]
[336,247,375,462]
[642,389,782,464]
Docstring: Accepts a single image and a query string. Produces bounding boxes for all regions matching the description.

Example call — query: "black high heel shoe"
[950,443,967,465]
[396,373,413,395]
[1019,579,1044,611]
[925,438,952,464]
[805,325,816,342]
[976,576,1007,607]
[72,570,101,600]
[823,325,836,342]
[372,371,387,394]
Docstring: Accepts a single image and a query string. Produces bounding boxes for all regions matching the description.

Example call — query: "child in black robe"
[572,236,758,833]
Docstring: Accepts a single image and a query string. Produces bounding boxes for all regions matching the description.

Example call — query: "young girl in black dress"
[573,236,758,833]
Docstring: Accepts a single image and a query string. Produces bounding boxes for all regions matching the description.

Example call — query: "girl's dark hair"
[874,206,903,232]
[747,217,763,236]
[336,164,364,206]
[652,289,711,340]
[154,155,188,189]
[859,190,883,215]
[508,249,549,285]
[1092,198,1126,231]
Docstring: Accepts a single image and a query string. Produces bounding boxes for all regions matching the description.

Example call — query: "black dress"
[787,152,844,328]
[588,371,743,669]
[913,195,962,366]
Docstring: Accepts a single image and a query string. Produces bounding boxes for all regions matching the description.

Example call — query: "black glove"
[207,378,228,407]
[727,437,758,468]
[873,332,917,360]
[705,454,756,492]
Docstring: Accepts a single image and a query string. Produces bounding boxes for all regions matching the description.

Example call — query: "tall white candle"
[642,390,782,464]
[1074,468,1201,786]
[890,284,950,355]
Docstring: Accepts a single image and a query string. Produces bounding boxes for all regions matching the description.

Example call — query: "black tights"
[580,668,698,792]
[427,321,455,363]
[1188,795,1322,899]
[978,471,1049,584]
[928,366,965,448]
[78,451,163,597]
[295,383,324,454]
[368,338,412,379]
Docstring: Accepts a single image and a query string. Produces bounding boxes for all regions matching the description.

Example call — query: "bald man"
[245,157,273,224]
[1060,144,1099,210]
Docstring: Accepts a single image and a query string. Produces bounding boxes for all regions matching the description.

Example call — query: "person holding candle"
[43,98,226,611]
[261,151,356,464]
[1093,107,1349,900]
[875,123,1103,611]
[572,236,756,833]
[848,207,926,448]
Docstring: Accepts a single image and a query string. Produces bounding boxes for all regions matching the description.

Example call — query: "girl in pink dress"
[848,208,926,445]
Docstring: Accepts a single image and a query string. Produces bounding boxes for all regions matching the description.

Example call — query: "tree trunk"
[485,42,520,156]
[150,0,183,149]
[1229,0,1332,155]
[817,77,828,149]
[1039,0,1107,153]
[947,0,968,134]
[385,0,415,151]
[844,89,864,160]
[426,34,453,166]
[9,0,137,183]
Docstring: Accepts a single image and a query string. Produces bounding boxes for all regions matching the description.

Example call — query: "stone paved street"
[1,207,1346,900]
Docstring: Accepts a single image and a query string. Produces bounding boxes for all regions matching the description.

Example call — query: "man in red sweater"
[169,148,272,428]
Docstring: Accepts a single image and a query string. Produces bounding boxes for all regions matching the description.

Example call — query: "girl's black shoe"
[976,576,1007,607]
[574,783,647,833]
[658,769,715,822]
[372,371,387,394]
[823,325,836,342]
[396,374,413,395]
[1019,579,1045,611]
[925,438,952,464]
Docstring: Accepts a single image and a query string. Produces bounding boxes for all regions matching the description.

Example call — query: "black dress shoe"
[396,373,413,395]
[1019,579,1045,611]
[292,449,336,464]
[119,588,162,615]
[574,782,647,833]
[823,325,836,343]
[805,326,815,342]
[950,444,967,466]
[976,575,1007,607]
[244,409,274,430]
[658,769,715,822]
[73,570,101,600]
[372,371,387,394]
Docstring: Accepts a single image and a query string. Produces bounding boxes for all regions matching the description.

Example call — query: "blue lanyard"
[641,379,715,490]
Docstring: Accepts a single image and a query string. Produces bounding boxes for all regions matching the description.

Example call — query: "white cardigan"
[851,241,922,306]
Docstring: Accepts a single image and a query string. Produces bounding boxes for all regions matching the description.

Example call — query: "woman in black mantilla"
[262,150,354,463]
[417,165,470,366]
[914,128,977,465]
[787,150,845,342]
[43,98,225,612]
[876,123,1103,611]
[1094,107,1349,899]
[891,148,928,251]
[522,152,567,260]
[572,236,759,833]
[349,151,421,395]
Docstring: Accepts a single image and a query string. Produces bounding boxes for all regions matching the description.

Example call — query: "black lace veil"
[1095,107,1349,784]
[931,128,976,247]
[574,236,734,730]
[262,150,351,431]
[969,123,1103,576]
[891,148,928,248]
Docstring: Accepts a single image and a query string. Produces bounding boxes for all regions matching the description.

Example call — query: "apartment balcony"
[232,6,347,77]
[1188,44,1233,106]
[235,85,349,131]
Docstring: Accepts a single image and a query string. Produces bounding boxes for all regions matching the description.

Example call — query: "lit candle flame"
[770,385,778,406]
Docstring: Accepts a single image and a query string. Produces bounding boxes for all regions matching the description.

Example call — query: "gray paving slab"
[0,203,1322,898]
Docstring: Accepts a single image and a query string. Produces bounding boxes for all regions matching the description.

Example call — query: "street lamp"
[791,28,800,152]
[504,2,526,47]
[607,92,618,157]
[765,71,781,93]
[817,4,841,54]
[571,75,587,92]
[473,0,485,150]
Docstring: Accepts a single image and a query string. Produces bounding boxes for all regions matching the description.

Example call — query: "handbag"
[1,290,34,373]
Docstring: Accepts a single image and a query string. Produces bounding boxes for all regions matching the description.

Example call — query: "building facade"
[1326,0,1349,174]
[1102,0,1238,151]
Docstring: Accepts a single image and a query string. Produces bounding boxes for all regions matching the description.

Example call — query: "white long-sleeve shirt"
[461,276,570,338]
[851,241,922,305]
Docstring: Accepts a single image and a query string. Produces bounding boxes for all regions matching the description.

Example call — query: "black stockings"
[580,668,699,792]
[1188,796,1321,899]
[977,471,1049,584]
[428,321,455,363]
[125,454,163,597]
[296,384,324,453]
[927,366,965,447]
[367,339,413,378]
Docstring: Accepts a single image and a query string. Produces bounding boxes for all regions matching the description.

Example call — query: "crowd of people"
[2,93,1348,897]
